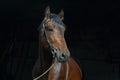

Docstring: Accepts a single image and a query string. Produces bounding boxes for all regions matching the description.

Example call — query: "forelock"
[50,13,65,26]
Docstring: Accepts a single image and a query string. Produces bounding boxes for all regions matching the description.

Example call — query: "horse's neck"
[49,59,68,80]
[53,59,62,74]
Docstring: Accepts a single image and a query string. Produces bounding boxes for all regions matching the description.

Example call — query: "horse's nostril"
[57,53,67,62]
[61,53,66,58]
[59,53,66,60]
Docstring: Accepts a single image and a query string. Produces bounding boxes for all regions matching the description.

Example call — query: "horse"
[32,6,82,80]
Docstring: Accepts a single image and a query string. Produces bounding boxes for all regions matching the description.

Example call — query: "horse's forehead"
[51,21,65,33]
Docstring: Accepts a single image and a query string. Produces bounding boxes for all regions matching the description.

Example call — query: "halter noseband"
[42,19,56,57]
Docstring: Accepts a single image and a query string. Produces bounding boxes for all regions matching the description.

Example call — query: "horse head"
[40,6,70,62]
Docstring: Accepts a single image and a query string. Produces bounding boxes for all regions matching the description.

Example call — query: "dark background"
[0,0,119,80]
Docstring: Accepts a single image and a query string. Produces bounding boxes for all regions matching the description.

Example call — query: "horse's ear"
[45,6,51,19]
[58,9,64,20]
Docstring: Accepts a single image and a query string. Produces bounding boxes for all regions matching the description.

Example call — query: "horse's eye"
[48,28,54,32]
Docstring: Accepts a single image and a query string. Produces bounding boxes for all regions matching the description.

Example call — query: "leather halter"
[42,19,56,58]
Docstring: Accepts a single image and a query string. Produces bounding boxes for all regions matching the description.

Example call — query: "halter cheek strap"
[42,19,56,57]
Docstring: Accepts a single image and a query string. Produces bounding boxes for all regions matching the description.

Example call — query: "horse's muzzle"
[57,52,70,62]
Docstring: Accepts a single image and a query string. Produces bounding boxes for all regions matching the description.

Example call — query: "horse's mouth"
[55,54,70,63]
